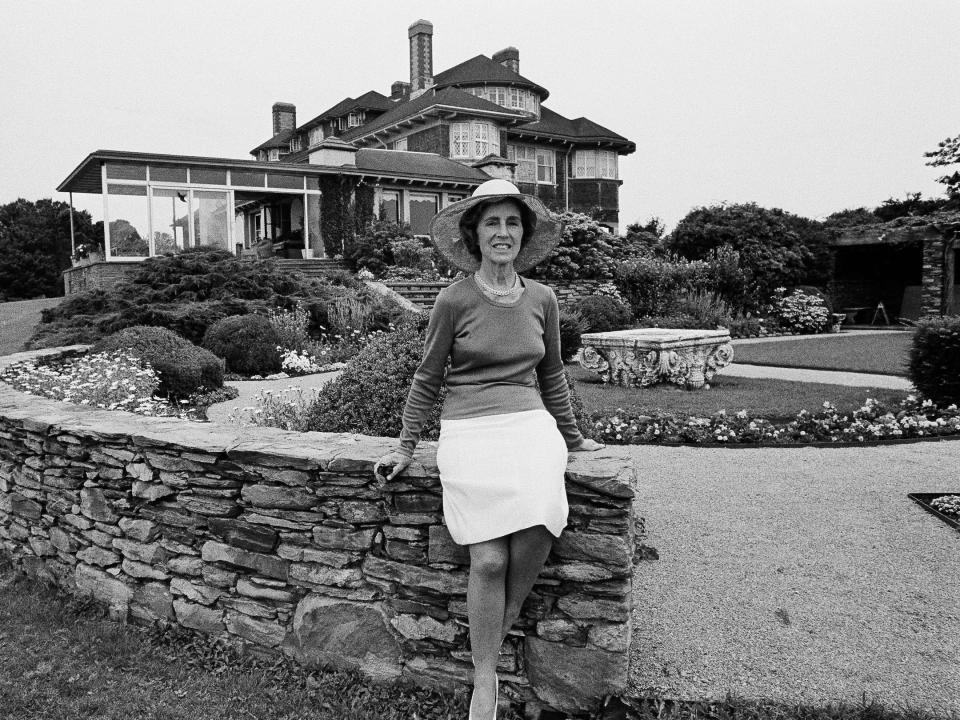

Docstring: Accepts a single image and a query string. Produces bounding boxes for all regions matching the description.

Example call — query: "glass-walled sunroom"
[100,163,323,259]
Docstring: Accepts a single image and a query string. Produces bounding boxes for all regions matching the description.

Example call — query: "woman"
[374,179,604,720]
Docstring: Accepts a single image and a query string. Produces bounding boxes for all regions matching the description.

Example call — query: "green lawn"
[569,365,909,422]
[0,298,63,356]
[732,331,914,376]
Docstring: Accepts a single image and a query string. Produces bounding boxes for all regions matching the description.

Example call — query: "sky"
[2,0,959,232]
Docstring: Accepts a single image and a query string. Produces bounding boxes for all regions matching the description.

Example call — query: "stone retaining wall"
[0,349,640,714]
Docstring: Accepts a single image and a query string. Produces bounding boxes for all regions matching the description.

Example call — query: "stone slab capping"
[0,348,646,715]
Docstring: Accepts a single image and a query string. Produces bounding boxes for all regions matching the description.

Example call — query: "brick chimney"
[492,47,519,74]
[408,20,434,93]
[272,102,296,136]
[390,80,411,100]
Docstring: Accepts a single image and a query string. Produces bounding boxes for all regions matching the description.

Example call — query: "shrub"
[666,203,822,306]
[92,325,223,397]
[635,314,710,330]
[29,248,356,348]
[345,220,411,276]
[202,315,281,375]
[268,303,311,352]
[390,237,435,271]
[527,212,616,281]
[770,287,830,334]
[573,295,632,333]
[908,316,960,406]
[725,315,765,338]
[673,289,732,329]
[306,314,445,438]
[558,307,588,362]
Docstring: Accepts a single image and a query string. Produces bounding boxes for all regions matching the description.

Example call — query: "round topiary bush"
[202,314,281,375]
[573,295,633,333]
[305,313,444,438]
[909,316,960,406]
[92,325,223,397]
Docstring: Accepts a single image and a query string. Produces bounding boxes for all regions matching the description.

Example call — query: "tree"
[665,203,823,304]
[924,134,960,199]
[0,198,96,300]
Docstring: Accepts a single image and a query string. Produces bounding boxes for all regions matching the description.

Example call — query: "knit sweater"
[398,275,585,457]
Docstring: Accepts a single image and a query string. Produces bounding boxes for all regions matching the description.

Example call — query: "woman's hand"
[374,452,412,482]
[572,438,605,452]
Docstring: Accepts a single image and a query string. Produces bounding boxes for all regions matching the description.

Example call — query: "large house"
[57,20,635,265]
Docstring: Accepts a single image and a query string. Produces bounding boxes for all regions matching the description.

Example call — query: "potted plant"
[71,242,104,267]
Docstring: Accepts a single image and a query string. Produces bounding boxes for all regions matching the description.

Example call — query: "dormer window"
[289,136,302,152]
[258,150,267,162]
[268,149,280,162]
[309,127,324,148]
[347,111,365,128]
[465,85,540,116]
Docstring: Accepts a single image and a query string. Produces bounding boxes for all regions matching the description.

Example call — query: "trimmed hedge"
[92,325,223,397]
[202,315,281,375]
[909,316,960,406]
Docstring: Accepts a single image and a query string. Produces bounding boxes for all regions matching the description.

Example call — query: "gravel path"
[204,371,341,424]
[721,363,914,389]
[622,441,960,712]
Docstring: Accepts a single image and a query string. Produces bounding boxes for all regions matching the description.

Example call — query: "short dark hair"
[458,197,537,262]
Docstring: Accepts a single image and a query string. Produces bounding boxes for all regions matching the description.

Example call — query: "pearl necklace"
[474,272,520,296]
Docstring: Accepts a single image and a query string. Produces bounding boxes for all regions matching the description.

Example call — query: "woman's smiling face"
[476,199,524,267]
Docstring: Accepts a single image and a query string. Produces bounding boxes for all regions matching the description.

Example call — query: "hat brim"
[428,193,561,273]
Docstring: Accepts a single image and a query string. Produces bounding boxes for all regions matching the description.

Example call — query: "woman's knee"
[469,544,509,578]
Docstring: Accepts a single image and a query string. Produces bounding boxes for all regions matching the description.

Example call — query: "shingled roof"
[433,54,549,100]
[355,148,487,183]
[250,128,296,153]
[339,86,526,143]
[510,107,636,152]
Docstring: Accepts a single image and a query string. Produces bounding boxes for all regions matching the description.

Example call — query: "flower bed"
[591,395,960,446]
[0,350,237,421]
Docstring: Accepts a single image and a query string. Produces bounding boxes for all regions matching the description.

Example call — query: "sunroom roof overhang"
[57,150,483,194]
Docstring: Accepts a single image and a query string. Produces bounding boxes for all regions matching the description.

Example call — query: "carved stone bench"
[578,328,735,389]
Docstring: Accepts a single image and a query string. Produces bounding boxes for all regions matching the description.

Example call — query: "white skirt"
[435,409,569,546]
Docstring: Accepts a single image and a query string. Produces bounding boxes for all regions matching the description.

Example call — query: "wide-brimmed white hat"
[428,179,561,272]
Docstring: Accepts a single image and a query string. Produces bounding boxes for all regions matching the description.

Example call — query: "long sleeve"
[398,294,454,457]
[536,288,585,449]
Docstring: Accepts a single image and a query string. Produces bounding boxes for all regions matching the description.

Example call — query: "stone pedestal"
[579,328,734,389]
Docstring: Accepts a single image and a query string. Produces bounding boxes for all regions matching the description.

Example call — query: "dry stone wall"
[0,349,640,714]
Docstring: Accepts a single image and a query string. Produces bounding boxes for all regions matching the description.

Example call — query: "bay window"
[450,121,500,160]
[572,149,618,179]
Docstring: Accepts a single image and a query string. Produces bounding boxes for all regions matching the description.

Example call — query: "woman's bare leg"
[468,537,509,718]
[500,525,554,641]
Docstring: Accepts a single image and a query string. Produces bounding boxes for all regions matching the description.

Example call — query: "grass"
[568,365,909,422]
[732,332,915,376]
[0,297,64,356]
[1,564,955,720]
[0,564,483,720]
